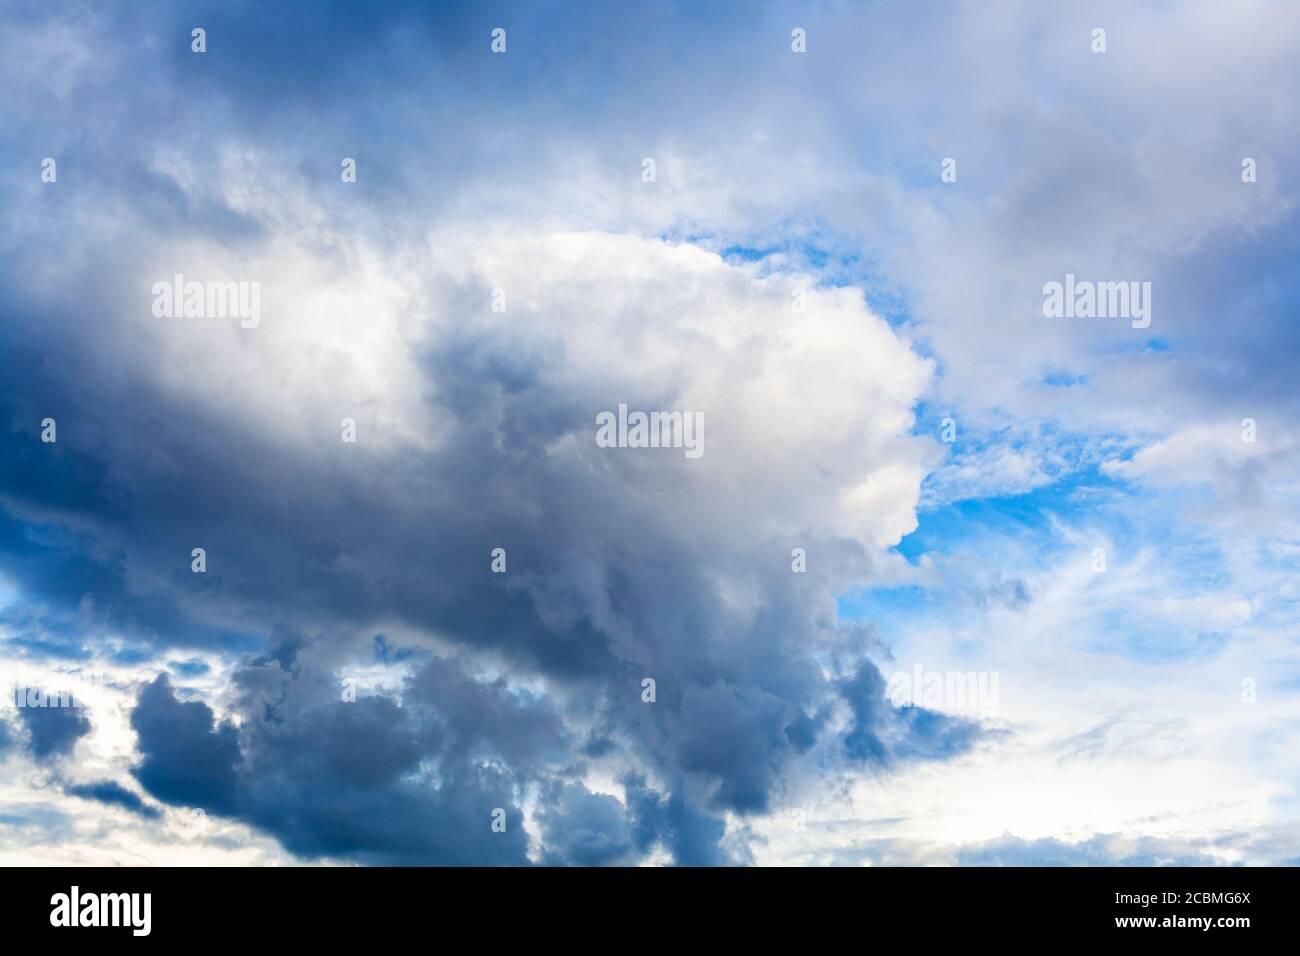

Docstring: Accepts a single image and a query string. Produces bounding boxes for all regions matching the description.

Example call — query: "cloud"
[129,657,555,864]
[130,674,242,815]
[1102,424,1272,486]
[17,697,91,757]
[624,773,736,867]
[121,624,985,865]
[2,0,1296,866]
[537,783,636,866]
[955,833,1222,867]
[839,663,982,766]
[64,780,162,819]
[3,193,962,862]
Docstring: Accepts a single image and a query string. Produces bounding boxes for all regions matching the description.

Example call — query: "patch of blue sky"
[842,463,1248,664]
[674,228,847,277]
[837,584,937,628]
[1100,335,1176,356]
[667,228,918,331]
[168,658,211,678]
[373,633,424,665]
[918,427,1134,512]
[907,471,1223,571]
[1041,370,1088,387]
[1084,606,1229,664]
[109,645,157,666]
[906,489,1069,558]
[1,628,92,662]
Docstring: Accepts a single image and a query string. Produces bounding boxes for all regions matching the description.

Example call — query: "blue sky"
[1,0,1298,866]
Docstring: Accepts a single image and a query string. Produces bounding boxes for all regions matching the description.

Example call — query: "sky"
[1,0,1298,866]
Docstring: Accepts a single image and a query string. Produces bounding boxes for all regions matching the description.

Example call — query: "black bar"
[0,866,1287,943]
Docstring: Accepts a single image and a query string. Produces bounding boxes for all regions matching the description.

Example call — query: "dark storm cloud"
[537,783,636,866]
[0,506,256,660]
[235,675,534,866]
[65,780,162,820]
[125,635,924,863]
[17,697,92,758]
[131,675,242,815]
[624,774,736,867]
[839,664,982,766]
[129,660,554,864]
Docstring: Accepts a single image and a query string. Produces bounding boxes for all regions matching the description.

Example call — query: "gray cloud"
[17,698,91,758]
[64,780,162,820]
[956,833,1222,867]
[131,675,242,815]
